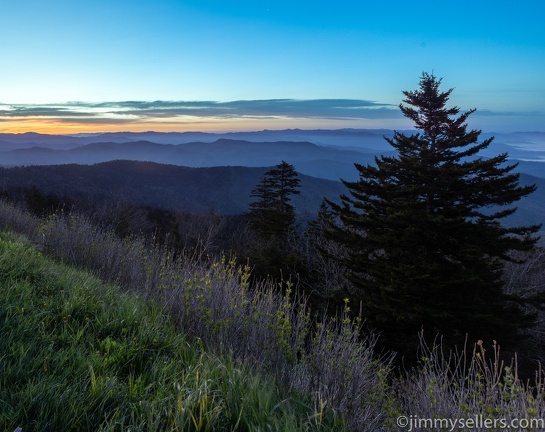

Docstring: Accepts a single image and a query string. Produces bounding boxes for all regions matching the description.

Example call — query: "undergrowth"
[0,232,343,431]
[1,200,545,431]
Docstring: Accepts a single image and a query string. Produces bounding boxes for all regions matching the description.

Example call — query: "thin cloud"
[0,99,401,124]
[110,99,402,119]
[0,105,92,117]
[51,116,141,125]
[3,100,538,129]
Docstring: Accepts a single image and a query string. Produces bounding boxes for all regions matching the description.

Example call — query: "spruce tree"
[248,161,301,241]
[247,161,302,280]
[325,73,539,357]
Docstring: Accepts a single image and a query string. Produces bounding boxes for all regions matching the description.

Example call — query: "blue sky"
[0,0,543,133]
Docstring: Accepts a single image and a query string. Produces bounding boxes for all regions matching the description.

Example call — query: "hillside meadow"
[1,200,545,431]
[0,231,345,431]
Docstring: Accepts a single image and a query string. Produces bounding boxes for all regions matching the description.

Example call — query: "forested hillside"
[1,160,545,229]
[2,198,545,431]
[0,161,345,216]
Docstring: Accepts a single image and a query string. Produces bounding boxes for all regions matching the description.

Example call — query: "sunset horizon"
[1,1,543,137]
[1,96,543,136]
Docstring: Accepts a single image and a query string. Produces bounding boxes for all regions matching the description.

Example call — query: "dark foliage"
[0,185,73,217]
[324,73,540,360]
[0,161,345,216]
[248,161,301,240]
[246,161,305,282]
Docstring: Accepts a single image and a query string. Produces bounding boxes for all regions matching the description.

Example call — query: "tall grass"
[395,335,545,431]
[0,231,343,431]
[0,201,387,430]
[1,199,545,431]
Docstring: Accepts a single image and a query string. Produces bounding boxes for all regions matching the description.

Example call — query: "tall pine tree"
[248,161,301,242]
[325,73,539,357]
[247,161,302,280]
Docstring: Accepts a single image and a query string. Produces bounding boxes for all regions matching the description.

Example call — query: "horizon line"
[1,127,545,137]
[1,99,543,135]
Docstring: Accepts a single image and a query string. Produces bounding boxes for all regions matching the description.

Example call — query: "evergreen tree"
[325,73,539,357]
[247,161,302,280]
[248,161,301,242]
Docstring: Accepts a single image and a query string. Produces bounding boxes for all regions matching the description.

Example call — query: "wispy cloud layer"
[0,100,541,134]
[0,99,401,124]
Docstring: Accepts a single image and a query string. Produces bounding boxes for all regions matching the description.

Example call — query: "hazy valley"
[1,129,544,228]
[2,129,545,181]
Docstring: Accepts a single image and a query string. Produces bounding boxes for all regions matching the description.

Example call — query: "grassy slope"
[0,232,342,432]
[2,201,545,432]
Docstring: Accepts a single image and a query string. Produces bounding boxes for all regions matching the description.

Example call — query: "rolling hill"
[0,160,345,217]
[0,129,543,228]
[1,160,544,229]
[0,138,384,181]
[2,129,543,182]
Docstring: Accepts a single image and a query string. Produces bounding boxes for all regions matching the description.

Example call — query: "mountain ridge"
[4,132,541,181]
[1,159,544,229]
[0,160,345,216]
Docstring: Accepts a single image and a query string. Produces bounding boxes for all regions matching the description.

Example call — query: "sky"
[0,0,544,134]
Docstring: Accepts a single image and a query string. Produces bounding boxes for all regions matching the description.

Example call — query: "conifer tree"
[325,73,539,357]
[247,161,302,279]
[248,161,301,241]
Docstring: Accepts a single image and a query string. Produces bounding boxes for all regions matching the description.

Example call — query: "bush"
[395,334,545,431]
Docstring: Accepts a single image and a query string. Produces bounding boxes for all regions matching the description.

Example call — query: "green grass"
[2,201,545,431]
[0,232,343,431]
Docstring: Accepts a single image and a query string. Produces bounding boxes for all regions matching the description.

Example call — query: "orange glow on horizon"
[0,117,410,135]
[0,116,409,135]
[0,118,232,134]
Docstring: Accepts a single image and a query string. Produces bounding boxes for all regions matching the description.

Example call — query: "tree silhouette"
[247,161,302,280]
[248,161,301,242]
[325,73,539,358]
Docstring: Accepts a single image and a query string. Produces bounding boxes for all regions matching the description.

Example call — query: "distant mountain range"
[1,129,544,182]
[0,138,385,182]
[0,129,543,227]
[0,160,544,230]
